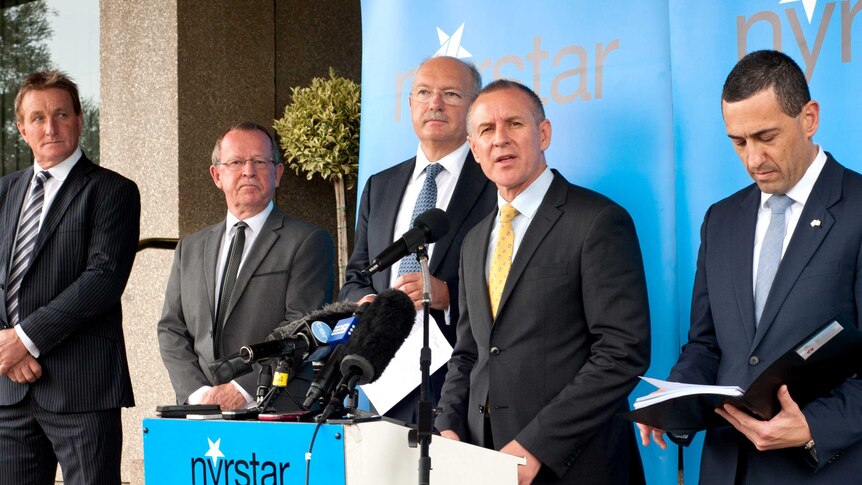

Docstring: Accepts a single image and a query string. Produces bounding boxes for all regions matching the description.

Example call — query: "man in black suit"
[158,122,333,411]
[0,71,140,485]
[637,50,862,484]
[340,56,496,422]
[436,80,650,485]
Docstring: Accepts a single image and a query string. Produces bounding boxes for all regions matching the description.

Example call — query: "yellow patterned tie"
[489,204,518,318]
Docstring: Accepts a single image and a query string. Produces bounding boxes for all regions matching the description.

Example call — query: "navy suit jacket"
[339,152,496,344]
[670,154,862,483]
[437,172,650,484]
[0,155,139,412]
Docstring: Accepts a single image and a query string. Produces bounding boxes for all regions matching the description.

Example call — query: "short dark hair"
[722,50,810,117]
[15,70,82,122]
[211,121,281,165]
[467,79,546,132]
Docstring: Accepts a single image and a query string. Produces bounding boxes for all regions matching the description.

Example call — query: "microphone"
[240,335,310,363]
[302,303,369,408]
[319,289,416,420]
[362,208,450,276]
[214,301,358,384]
[209,353,253,385]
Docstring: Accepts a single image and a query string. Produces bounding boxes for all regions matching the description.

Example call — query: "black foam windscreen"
[342,288,415,382]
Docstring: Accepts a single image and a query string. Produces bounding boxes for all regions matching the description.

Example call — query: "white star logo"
[205,437,224,465]
[779,0,819,23]
[434,23,472,58]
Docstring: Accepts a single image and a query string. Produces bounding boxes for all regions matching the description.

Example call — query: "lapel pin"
[810,219,821,228]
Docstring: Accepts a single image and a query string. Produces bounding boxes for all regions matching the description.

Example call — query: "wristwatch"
[803,439,818,462]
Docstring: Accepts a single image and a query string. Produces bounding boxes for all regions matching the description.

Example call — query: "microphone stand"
[406,244,433,485]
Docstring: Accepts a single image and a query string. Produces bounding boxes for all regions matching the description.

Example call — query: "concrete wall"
[99,1,361,483]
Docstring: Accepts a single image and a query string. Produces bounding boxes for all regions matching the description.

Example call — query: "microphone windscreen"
[414,208,450,244]
[344,289,415,382]
[267,300,359,341]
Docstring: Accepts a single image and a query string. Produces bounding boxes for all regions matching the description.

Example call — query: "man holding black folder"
[637,50,862,483]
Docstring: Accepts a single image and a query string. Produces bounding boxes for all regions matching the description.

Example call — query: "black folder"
[624,316,862,434]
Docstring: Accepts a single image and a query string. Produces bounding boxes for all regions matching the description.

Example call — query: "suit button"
[490,347,500,356]
[749,356,760,366]
[478,405,485,414]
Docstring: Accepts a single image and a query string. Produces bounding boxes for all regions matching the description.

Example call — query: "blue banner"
[143,419,345,485]
[359,1,862,483]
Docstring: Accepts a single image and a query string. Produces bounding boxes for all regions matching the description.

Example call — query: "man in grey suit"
[436,80,650,485]
[0,71,140,485]
[158,122,333,410]
[340,56,496,422]
[637,50,862,484]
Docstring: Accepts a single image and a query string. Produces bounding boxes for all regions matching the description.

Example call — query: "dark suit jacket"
[0,155,139,412]
[669,154,862,484]
[339,152,496,344]
[437,171,650,484]
[157,206,334,404]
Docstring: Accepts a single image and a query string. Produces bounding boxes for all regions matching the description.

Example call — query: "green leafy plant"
[274,68,360,287]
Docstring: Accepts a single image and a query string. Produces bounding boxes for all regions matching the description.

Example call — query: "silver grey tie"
[754,194,793,325]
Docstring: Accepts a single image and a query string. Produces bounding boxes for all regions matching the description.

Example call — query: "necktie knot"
[35,171,51,186]
[425,162,444,180]
[234,220,248,231]
[500,204,518,224]
[766,194,792,214]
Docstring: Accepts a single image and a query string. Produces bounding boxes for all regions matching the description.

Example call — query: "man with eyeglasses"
[158,121,334,411]
[340,56,496,424]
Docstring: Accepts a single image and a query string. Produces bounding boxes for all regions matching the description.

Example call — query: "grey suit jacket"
[0,154,140,412]
[670,154,862,484]
[437,171,650,484]
[157,206,333,404]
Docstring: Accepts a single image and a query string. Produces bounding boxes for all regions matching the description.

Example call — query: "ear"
[800,100,819,139]
[17,121,27,141]
[273,162,285,187]
[539,119,552,151]
[467,134,478,162]
[210,164,223,190]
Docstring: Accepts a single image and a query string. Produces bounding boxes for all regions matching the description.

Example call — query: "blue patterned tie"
[754,194,793,325]
[397,163,445,275]
[6,171,51,327]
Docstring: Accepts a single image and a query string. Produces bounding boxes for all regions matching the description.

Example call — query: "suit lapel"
[0,170,32,321]
[375,159,413,287]
[753,157,841,348]
[470,211,496,331]
[430,152,487,273]
[495,173,565,323]
[203,223,224,322]
[731,187,759,346]
[223,208,283,323]
[32,157,92,259]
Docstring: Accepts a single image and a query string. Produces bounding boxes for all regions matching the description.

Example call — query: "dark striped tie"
[213,221,247,358]
[6,171,52,327]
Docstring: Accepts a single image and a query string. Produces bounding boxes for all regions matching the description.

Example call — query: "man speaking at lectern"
[158,122,333,411]
[637,51,862,484]
[436,80,651,485]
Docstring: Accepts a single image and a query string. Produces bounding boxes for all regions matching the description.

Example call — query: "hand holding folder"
[625,317,862,434]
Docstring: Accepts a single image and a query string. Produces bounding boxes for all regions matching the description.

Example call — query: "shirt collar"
[33,147,82,182]
[226,201,273,235]
[759,145,826,208]
[498,167,554,220]
[413,141,469,181]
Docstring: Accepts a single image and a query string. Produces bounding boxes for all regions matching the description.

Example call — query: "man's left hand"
[716,385,812,451]
[500,439,541,485]
[393,272,449,310]
[0,328,31,376]
[201,383,247,411]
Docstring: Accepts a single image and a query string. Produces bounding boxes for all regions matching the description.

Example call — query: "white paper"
[634,376,743,409]
[362,312,454,414]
